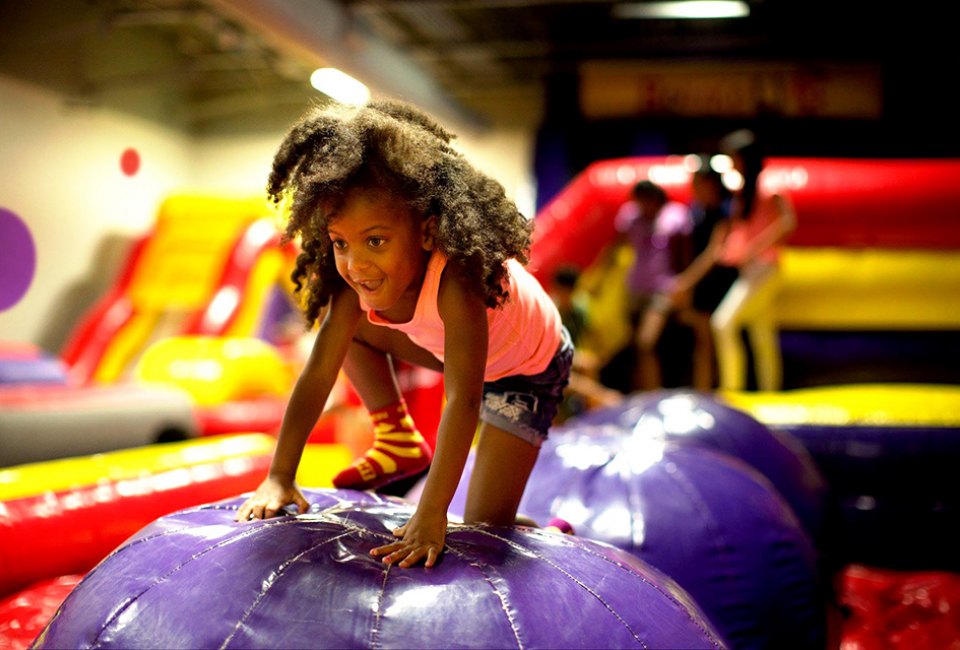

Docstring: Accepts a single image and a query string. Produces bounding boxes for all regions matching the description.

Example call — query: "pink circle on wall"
[120,148,140,176]
[0,208,37,311]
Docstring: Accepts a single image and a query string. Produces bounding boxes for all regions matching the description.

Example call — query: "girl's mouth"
[355,278,384,293]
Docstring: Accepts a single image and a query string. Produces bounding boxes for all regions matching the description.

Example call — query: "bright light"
[709,154,734,173]
[613,1,750,19]
[683,154,704,172]
[722,169,744,191]
[310,68,370,105]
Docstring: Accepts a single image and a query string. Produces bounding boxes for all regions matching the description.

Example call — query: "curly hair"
[267,98,533,327]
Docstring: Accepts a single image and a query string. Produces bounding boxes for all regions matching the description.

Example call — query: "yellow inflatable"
[135,335,295,406]
[720,383,960,428]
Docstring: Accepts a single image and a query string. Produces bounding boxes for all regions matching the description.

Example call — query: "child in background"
[613,180,694,391]
[711,129,796,391]
[236,99,573,569]
[670,166,736,390]
[550,265,622,419]
[675,130,795,391]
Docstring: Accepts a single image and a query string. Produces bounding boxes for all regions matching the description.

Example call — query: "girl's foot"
[332,400,432,491]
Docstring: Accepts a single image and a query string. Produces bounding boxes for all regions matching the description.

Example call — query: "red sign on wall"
[580,61,882,119]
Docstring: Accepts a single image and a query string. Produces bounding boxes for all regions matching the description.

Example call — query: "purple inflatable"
[568,389,828,543]
[35,488,725,650]
[415,427,826,650]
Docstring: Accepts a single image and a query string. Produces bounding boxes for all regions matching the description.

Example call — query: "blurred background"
[1,0,955,347]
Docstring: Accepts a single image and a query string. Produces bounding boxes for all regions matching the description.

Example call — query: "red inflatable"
[0,436,273,596]
[528,157,960,285]
[840,564,960,649]
[0,575,83,650]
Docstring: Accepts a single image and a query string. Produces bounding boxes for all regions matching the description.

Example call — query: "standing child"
[701,129,796,391]
[613,180,694,391]
[236,99,573,569]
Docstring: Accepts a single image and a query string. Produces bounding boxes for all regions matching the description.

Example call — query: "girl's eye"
[368,237,386,248]
[330,239,346,251]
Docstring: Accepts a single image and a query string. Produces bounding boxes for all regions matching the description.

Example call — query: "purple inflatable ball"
[35,488,726,650]
[421,428,827,650]
[566,389,829,546]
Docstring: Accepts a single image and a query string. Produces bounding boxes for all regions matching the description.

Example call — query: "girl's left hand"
[370,508,447,568]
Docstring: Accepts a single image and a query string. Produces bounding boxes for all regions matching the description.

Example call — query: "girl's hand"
[235,476,309,522]
[370,508,447,568]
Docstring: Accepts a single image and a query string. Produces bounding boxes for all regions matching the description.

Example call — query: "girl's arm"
[370,269,487,568]
[236,288,362,521]
[672,219,730,295]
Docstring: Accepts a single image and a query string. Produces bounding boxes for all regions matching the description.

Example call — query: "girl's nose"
[346,251,371,272]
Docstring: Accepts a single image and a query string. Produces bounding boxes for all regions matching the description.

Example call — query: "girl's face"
[328,188,435,322]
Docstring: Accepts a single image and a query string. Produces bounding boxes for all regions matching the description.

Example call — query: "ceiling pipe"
[206,0,488,132]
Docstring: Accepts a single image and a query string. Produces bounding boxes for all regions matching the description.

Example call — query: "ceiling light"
[309,68,370,105]
[613,1,750,19]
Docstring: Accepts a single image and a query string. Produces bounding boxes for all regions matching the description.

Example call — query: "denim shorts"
[479,327,574,447]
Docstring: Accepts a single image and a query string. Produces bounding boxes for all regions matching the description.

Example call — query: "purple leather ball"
[420,425,826,650]
[568,389,828,543]
[35,489,725,650]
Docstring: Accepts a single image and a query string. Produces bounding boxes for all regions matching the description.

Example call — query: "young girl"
[673,130,796,391]
[235,99,573,569]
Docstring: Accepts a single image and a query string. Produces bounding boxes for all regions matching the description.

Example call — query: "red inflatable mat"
[840,564,960,649]
[0,575,82,650]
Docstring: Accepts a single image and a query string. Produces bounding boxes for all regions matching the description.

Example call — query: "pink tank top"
[719,193,783,267]
[362,251,562,381]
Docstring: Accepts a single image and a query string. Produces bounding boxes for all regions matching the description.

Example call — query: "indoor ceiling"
[0,0,931,134]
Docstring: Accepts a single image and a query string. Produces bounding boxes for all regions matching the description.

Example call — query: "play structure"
[529,156,960,386]
[0,434,352,597]
[0,196,301,465]
[529,156,960,283]
[33,488,724,649]
[60,194,297,385]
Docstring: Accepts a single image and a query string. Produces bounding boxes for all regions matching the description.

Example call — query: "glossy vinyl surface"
[35,489,725,650]
[569,389,828,543]
[420,424,826,650]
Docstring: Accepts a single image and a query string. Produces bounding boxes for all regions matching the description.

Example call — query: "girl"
[673,130,796,391]
[236,99,573,569]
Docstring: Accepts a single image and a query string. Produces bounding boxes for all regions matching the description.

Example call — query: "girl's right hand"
[235,476,310,522]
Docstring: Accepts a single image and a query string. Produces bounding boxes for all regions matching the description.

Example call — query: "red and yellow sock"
[332,399,433,491]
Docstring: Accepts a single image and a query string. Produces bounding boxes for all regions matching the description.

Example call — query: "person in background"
[705,129,796,391]
[669,165,736,390]
[614,179,694,392]
[550,264,622,420]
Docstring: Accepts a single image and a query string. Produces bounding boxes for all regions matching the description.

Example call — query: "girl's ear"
[421,215,437,251]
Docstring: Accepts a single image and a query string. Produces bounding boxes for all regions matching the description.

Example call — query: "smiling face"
[328,188,435,322]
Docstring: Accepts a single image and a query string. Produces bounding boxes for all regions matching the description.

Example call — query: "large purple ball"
[35,489,725,650]
[568,390,828,544]
[420,427,826,650]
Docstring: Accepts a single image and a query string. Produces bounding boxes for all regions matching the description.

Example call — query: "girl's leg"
[463,423,539,526]
[710,263,778,391]
[748,310,782,391]
[334,321,443,490]
[742,270,783,391]
[343,319,444,406]
[711,277,749,391]
[635,306,668,391]
[678,308,715,392]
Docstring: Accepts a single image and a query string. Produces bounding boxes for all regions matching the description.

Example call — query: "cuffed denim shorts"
[479,327,574,447]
